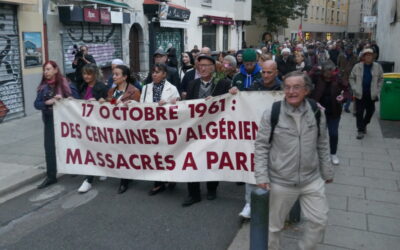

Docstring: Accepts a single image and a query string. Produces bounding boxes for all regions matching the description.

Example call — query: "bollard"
[250,188,269,250]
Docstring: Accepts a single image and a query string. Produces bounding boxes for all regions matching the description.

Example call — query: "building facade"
[286,0,349,41]
[0,0,44,122]
[376,0,400,72]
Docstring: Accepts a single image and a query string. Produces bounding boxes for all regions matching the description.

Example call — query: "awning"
[143,0,190,20]
[199,15,235,26]
[160,19,189,29]
[87,0,130,9]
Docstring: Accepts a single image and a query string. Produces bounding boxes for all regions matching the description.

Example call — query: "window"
[337,11,340,23]
[304,7,308,18]
[202,25,217,51]
[322,8,324,20]
[316,7,319,19]
[201,0,212,7]
[223,25,229,51]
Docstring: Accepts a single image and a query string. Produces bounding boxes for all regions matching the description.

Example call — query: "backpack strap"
[269,101,281,144]
[306,98,321,137]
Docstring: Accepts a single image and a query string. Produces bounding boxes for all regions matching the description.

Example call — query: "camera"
[72,44,84,59]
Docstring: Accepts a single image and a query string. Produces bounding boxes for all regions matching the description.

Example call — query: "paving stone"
[339,145,387,154]
[333,175,398,191]
[325,183,365,199]
[334,165,364,177]
[324,225,400,250]
[327,195,347,210]
[337,150,363,160]
[350,159,392,170]
[362,152,393,163]
[348,198,400,219]
[366,188,400,204]
[316,244,351,250]
[328,209,367,230]
[368,215,400,236]
[365,168,400,181]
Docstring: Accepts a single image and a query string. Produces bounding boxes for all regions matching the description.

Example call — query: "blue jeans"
[326,116,340,154]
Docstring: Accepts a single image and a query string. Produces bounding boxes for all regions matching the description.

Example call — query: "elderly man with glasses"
[255,71,334,250]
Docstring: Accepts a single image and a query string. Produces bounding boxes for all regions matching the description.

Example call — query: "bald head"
[261,60,278,86]
[200,47,211,56]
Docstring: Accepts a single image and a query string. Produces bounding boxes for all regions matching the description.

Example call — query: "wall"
[184,0,246,51]
[376,0,400,72]
[18,2,44,116]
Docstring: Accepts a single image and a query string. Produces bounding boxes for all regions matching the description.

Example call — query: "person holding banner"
[106,64,141,194]
[34,61,73,189]
[254,71,334,250]
[182,54,232,207]
[141,63,180,196]
[76,64,110,193]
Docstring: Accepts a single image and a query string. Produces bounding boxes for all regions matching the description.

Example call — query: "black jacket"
[275,55,296,79]
[186,78,231,100]
[80,81,108,100]
[181,69,196,92]
[145,65,181,90]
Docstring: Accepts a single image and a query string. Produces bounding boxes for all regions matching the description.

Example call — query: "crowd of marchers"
[33,36,383,250]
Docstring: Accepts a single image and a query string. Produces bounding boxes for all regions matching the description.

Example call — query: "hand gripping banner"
[54,91,284,184]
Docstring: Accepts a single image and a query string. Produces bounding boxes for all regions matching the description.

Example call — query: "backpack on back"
[268,98,321,144]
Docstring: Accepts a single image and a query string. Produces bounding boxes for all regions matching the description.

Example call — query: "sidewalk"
[229,108,400,250]
[0,112,45,198]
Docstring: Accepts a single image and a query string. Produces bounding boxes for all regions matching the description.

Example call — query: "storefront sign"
[110,11,123,24]
[84,8,100,23]
[100,9,111,25]
[167,6,190,20]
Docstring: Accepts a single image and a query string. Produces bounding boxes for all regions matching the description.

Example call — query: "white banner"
[54,91,284,184]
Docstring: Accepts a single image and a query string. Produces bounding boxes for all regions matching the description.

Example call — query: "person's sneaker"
[239,203,251,219]
[356,132,364,140]
[331,154,340,165]
[78,180,92,193]
[99,176,107,181]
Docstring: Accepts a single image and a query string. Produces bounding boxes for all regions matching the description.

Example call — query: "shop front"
[57,1,130,79]
[0,3,24,121]
[143,0,190,66]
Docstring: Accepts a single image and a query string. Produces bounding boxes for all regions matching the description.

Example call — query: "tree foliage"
[252,0,310,33]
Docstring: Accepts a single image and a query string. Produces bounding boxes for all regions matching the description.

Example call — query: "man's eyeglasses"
[198,64,213,68]
[283,85,306,92]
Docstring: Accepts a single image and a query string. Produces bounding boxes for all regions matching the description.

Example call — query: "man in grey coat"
[349,48,383,139]
[255,71,334,250]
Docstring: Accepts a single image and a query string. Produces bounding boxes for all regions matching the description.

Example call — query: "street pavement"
[229,105,400,250]
[1,104,400,249]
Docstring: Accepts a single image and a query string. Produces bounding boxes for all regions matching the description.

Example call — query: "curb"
[0,169,45,198]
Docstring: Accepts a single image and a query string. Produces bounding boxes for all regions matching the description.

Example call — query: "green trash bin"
[380,73,400,120]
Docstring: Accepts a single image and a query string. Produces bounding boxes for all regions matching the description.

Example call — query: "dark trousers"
[43,114,57,180]
[355,95,375,132]
[86,176,94,183]
[326,116,341,154]
[187,181,219,199]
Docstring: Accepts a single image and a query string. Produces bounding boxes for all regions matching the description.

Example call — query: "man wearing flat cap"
[182,54,232,207]
[145,48,181,89]
[232,48,262,90]
[349,48,383,139]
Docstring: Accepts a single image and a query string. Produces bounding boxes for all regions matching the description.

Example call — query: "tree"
[252,0,310,33]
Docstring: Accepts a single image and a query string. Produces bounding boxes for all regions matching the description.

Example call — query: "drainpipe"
[42,0,50,62]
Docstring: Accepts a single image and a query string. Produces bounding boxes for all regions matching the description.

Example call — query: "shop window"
[326,32,332,40]
[223,25,229,51]
[202,25,217,51]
